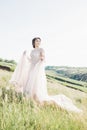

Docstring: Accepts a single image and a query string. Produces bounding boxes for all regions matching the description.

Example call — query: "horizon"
[1,56,87,68]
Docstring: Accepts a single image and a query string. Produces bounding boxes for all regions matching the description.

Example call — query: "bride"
[9,37,82,113]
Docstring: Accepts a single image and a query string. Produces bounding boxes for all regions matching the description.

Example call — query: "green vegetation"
[0,69,87,130]
[0,58,17,71]
[46,66,87,82]
[46,70,87,93]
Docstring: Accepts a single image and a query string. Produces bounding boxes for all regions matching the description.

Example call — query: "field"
[46,70,87,93]
[0,68,87,130]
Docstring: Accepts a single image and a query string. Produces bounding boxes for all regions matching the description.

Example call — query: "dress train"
[9,50,82,113]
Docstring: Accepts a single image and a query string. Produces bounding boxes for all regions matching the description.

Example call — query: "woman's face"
[35,38,41,48]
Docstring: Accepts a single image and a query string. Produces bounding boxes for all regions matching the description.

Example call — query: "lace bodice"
[30,48,44,64]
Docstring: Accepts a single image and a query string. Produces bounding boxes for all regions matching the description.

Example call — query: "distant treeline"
[46,66,87,82]
[0,58,17,65]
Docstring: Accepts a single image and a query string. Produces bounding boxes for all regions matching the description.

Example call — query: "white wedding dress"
[9,48,82,113]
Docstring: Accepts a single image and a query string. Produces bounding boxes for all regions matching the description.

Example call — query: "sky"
[0,0,87,67]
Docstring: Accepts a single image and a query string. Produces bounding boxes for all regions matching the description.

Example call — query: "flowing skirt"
[9,52,82,113]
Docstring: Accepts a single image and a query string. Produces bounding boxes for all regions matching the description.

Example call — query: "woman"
[10,37,82,113]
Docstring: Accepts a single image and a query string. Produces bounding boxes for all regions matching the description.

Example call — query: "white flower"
[6,86,10,90]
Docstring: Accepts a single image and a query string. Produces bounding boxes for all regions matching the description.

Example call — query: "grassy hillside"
[46,66,87,82]
[46,70,87,93]
[0,69,87,130]
[0,59,16,71]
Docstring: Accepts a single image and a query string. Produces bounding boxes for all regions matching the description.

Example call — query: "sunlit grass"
[0,69,87,130]
[46,70,87,93]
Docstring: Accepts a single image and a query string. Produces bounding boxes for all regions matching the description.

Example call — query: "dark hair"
[32,37,41,48]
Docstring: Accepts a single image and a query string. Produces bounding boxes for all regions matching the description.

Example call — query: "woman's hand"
[40,53,45,61]
[40,56,45,61]
[40,48,45,61]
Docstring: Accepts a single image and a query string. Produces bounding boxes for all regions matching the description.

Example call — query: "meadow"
[0,69,87,130]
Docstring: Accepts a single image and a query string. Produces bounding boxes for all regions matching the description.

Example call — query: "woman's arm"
[40,48,45,61]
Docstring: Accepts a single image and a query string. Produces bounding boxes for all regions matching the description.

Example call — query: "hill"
[46,66,87,82]
[0,58,17,71]
[0,69,87,130]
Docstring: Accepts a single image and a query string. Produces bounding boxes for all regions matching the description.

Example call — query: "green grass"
[0,69,87,130]
[0,61,16,71]
[46,70,87,93]
[0,100,87,130]
[46,66,87,82]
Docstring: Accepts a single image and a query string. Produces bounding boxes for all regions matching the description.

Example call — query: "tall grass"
[0,69,87,130]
